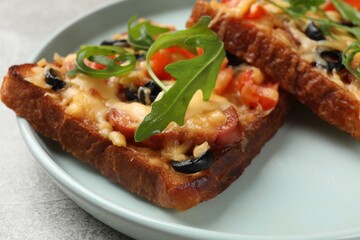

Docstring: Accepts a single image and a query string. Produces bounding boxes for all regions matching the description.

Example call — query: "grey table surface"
[0,0,133,239]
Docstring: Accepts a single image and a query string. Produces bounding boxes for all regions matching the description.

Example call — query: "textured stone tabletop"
[0,0,132,239]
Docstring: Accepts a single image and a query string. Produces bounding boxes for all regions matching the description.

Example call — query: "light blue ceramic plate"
[17,0,360,239]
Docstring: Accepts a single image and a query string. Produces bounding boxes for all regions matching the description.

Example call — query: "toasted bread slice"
[187,0,360,139]
[1,62,292,210]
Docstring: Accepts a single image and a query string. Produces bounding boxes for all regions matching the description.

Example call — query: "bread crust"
[1,64,292,210]
[188,1,360,139]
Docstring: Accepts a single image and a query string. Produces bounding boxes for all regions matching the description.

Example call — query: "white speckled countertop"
[0,0,133,239]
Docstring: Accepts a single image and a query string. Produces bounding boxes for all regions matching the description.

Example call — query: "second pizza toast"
[188,0,360,139]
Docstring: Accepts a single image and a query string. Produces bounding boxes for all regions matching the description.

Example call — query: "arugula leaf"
[317,20,333,38]
[286,0,325,8]
[284,0,325,18]
[330,0,360,26]
[312,18,360,39]
[144,16,217,91]
[343,40,360,78]
[134,16,225,142]
[67,45,136,78]
[127,16,171,50]
[342,25,360,39]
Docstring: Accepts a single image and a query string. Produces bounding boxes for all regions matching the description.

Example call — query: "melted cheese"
[286,22,321,63]
[60,74,120,138]
[193,142,210,158]
[185,90,231,119]
[27,66,52,89]
[210,0,256,27]
[112,101,150,123]
[26,65,240,149]
[119,61,149,87]
[108,131,126,147]
[228,0,256,18]
[161,141,192,161]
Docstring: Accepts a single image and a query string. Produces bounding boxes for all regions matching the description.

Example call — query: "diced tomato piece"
[240,83,260,109]
[221,1,267,18]
[244,3,268,19]
[232,68,254,91]
[345,0,360,10]
[241,82,278,110]
[150,47,198,80]
[215,106,243,146]
[258,85,279,111]
[149,49,173,80]
[221,0,240,7]
[168,47,196,60]
[226,68,278,110]
[322,2,336,11]
[258,96,277,111]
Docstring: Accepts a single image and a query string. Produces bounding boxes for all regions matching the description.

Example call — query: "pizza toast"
[1,17,293,210]
[187,0,360,139]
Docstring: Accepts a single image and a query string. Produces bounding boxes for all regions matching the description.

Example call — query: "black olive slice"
[170,149,214,174]
[138,86,152,105]
[100,39,130,48]
[124,87,138,102]
[124,80,162,104]
[305,22,325,41]
[45,68,66,91]
[135,53,146,61]
[319,50,344,72]
[137,80,162,105]
[143,80,162,101]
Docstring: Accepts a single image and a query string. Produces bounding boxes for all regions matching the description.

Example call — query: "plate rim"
[15,0,360,239]
[20,117,360,240]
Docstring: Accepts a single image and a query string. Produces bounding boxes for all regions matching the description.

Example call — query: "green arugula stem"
[146,61,169,92]
[67,45,136,78]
